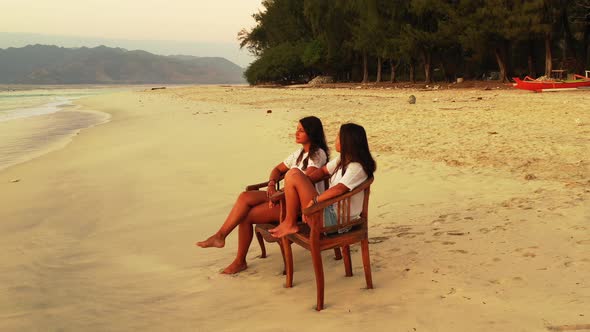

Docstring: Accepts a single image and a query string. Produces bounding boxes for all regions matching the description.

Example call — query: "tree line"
[238,0,590,84]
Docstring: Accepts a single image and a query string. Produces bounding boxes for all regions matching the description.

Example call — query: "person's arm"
[306,163,366,209]
[302,183,348,222]
[267,162,289,195]
[316,183,349,202]
[303,166,318,176]
[307,165,329,184]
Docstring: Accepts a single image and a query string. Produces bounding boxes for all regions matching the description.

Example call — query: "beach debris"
[266,109,272,114]
[488,131,498,135]
[408,95,416,104]
[308,75,334,85]
[151,87,166,90]
[525,174,537,180]
[11,179,20,183]
[477,97,483,100]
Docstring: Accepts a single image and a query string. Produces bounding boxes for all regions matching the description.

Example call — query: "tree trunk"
[528,39,535,77]
[376,56,382,83]
[362,51,369,83]
[545,33,553,77]
[439,61,448,82]
[409,61,415,83]
[561,6,579,72]
[584,23,590,71]
[423,51,432,84]
[389,58,397,83]
[494,47,508,82]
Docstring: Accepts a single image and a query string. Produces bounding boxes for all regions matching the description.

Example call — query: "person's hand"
[302,199,315,223]
[267,185,276,198]
[267,183,277,208]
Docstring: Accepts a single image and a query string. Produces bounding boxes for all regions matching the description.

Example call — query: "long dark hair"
[336,123,376,177]
[296,116,329,170]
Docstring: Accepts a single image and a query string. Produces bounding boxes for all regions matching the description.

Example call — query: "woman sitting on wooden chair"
[196,116,329,274]
[269,123,376,238]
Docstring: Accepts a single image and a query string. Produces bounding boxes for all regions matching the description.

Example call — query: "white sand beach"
[0,85,588,331]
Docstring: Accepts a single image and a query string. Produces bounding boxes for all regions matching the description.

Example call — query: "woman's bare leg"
[269,169,317,238]
[222,203,281,274]
[197,191,268,248]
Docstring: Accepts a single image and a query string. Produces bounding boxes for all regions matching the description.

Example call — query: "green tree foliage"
[243,42,305,84]
[238,0,589,84]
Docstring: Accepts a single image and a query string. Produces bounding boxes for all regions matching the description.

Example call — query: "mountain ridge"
[0,45,246,84]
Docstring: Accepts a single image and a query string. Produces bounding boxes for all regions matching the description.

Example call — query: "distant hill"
[0,45,246,84]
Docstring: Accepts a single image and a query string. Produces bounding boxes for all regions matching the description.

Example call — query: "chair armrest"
[245,181,271,191]
[245,175,285,191]
[302,177,373,216]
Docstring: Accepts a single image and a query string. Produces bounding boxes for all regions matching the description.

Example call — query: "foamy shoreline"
[0,86,587,332]
[0,103,111,172]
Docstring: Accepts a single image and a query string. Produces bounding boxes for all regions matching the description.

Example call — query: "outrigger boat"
[513,72,590,92]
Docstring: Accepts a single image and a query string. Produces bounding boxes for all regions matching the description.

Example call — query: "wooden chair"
[243,177,287,270]
[247,178,342,274]
[281,177,374,311]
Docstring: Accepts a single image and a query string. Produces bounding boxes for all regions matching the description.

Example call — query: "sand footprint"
[369,236,390,244]
[450,249,469,254]
[396,232,425,238]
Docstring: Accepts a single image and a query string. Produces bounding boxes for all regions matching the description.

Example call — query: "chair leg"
[310,241,325,311]
[360,237,373,289]
[342,245,353,277]
[333,247,342,260]
[278,242,286,275]
[255,230,266,258]
[282,237,294,288]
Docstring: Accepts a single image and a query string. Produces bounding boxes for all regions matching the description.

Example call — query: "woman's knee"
[237,191,255,205]
[285,168,304,181]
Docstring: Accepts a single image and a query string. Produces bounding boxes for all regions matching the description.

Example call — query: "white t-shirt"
[283,148,328,192]
[325,156,368,219]
[283,147,327,170]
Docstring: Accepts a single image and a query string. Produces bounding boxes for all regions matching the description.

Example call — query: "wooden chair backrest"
[303,177,374,234]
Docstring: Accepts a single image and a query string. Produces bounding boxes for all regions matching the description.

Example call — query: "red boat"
[513,74,590,92]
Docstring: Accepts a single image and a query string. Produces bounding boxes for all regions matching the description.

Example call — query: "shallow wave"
[0,98,75,122]
[0,109,110,171]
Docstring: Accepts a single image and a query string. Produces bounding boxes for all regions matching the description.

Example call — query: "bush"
[244,43,306,84]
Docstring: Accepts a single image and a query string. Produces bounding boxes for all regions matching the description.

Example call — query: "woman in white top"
[269,123,376,238]
[197,116,329,274]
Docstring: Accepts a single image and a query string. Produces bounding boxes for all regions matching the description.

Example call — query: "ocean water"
[0,86,130,171]
[0,87,121,120]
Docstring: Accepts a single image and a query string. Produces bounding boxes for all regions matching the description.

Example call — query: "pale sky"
[1,0,263,43]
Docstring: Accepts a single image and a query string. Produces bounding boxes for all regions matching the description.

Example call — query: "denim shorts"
[324,205,353,235]
[323,205,338,228]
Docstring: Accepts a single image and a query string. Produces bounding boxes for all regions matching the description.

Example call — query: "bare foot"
[269,223,299,238]
[196,233,225,248]
[221,260,247,274]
